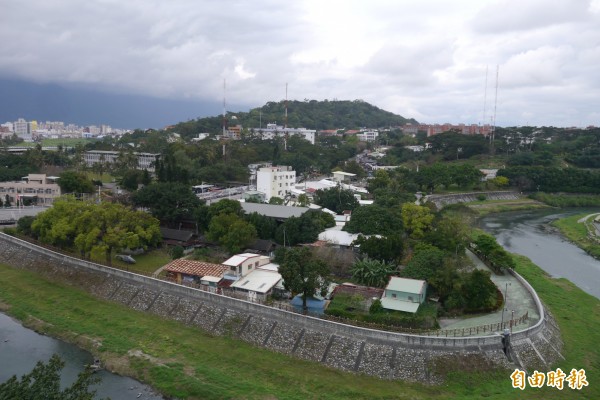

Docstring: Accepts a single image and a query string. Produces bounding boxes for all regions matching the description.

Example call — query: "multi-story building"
[356,130,379,142]
[252,124,316,144]
[83,150,160,172]
[256,165,296,202]
[13,118,28,136]
[0,174,61,205]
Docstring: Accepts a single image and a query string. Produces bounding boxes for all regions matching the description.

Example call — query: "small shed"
[380,277,427,313]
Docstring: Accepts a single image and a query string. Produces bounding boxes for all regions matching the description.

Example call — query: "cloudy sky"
[1,0,599,128]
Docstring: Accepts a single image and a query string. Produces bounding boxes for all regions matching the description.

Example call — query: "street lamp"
[511,310,515,333]
[500,282,511,329]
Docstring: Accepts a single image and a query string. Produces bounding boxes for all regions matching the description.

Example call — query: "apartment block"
[256,165,296,202]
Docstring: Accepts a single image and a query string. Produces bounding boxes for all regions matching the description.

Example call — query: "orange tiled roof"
[163,259,229,278]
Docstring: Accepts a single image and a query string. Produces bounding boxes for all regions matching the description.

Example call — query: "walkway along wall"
[0,233,563,382]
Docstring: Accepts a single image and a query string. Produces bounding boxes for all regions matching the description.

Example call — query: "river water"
[0,313,163,399]
[479,208,600,300]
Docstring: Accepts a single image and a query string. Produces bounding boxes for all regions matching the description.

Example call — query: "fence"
[0,232,547,345]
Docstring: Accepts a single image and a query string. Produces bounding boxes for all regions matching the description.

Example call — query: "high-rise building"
[13,118,28,136]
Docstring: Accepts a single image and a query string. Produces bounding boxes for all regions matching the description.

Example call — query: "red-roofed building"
[163,259,229,285]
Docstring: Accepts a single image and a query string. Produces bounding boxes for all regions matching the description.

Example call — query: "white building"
[256,165,296,202]
[253,124,316,144]
[13,118,28,136]
[222,253,271,278]
[357,130,379,142]
[83,150,160,172]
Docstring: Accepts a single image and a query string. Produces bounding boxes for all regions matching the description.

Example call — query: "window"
[391,293,397,298]
[255,261,259,267]
[408,296,414,302]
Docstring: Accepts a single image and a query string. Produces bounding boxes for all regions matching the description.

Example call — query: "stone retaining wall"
[0,233,563,381]
[426,191,522,209]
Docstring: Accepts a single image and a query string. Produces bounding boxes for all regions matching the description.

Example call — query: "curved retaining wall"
[426,191,522,209]
[0,233,562,381]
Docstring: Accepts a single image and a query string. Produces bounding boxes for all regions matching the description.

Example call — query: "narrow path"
[436,250,539,334]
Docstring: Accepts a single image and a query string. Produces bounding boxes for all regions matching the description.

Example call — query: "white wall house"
[222,253,271,278]
[357,130,379,142]
[256,166,296,202]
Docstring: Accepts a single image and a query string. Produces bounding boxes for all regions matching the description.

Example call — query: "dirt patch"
[22,315,54,333]
[0,301,11,311]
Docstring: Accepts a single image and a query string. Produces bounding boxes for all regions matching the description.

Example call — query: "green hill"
[168,99,418,139]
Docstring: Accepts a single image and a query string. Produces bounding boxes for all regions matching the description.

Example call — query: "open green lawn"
[98,248,172,276]
[0,252,598,399]
[552,213,600,260]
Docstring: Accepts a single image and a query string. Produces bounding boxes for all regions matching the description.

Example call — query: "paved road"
[436,250,540,335]
[0,206,49,223]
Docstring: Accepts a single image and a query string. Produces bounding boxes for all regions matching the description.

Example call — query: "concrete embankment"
[0,233,563,381]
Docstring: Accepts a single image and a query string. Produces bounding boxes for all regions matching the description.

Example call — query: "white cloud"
[0,0,598,126]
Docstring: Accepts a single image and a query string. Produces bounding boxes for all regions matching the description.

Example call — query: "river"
[0,312,163,399]
[479,208,600,300]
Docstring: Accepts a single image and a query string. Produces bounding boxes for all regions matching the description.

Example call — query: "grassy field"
[1,253,599,399]
[465,198,550,216]
[552,213,600,260]
[14,138,95,147]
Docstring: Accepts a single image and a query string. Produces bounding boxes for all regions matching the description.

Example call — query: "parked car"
[116,254,136,264]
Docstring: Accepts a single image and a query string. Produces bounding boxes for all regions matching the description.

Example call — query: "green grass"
[552,213,600,260]
[13,138,95,148]
[1,250,599,399]
[466,198,550,216]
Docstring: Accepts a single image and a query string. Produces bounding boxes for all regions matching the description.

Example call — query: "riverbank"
[1,252,598,399]
[465,198,550,216]
[551,213,600,260]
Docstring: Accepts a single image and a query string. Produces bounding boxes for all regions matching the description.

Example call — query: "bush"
[170,245,184,259]
[476,194,487,201]
[369,299,384,314]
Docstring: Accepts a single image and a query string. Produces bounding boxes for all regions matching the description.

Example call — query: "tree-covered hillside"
[167,99,418,138]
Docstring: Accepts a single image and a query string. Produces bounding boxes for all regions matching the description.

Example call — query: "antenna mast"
[285,83,288,129]
[491,65,499,153]
[482,65,488,132]
[222,78,227,137]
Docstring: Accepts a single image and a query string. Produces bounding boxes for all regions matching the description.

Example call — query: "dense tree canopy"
[206,213,257,254]
[57,171,95,194]
[278,247,331,311]
[313,187,359,214]
[132,182,204,224]
[343,205,402,235]
[352,234,403,264]
[31,197,161,265]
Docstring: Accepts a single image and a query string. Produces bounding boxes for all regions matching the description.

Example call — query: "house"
[222,253,271,278]
[332,171,356,183]
[480,169,498,181]
[245,239,277,257]
[230,268,283,302]
[163,259,229,286]
[380,277,427,313]
[159,227,197,251]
